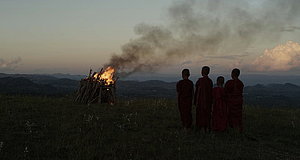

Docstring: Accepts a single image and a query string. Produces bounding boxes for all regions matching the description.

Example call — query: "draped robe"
[212,87,227,131]
[194,76,213,129]
[224,79,244,132]
[176,79,194,128]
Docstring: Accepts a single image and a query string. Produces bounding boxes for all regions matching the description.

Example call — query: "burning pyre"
[75,66,117,105]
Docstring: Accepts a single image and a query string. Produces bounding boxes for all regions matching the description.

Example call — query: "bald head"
[182,69,190,79]
[201,66,210,76]
[217,76,225,86]
[231,68,241,79]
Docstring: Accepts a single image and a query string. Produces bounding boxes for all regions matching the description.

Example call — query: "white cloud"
[252,41,300,71]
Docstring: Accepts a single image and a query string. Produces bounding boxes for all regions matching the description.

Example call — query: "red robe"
[212,87,227,131]
[194,76,213,129]
[176,79,194,128]
[224,79,244,132]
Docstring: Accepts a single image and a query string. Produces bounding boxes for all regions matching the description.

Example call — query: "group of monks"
[176,66,244,133]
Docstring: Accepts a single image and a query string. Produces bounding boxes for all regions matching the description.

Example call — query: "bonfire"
[75,66,117,105]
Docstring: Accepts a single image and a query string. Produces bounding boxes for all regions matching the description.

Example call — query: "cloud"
[105,0,300,77]
[181,60,192,66]
[251,41,300,71]
[281,26,300,32]
[205,54,248,60]
[0,57,22,71]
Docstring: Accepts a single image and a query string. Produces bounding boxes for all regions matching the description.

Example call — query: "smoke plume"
[0,57,22,71]
[106,0,300,76]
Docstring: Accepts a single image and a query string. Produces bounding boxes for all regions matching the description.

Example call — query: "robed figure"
[176,69,194,128]
[212,76,227,131]
[194,66,213,131]
[225,68,244,132]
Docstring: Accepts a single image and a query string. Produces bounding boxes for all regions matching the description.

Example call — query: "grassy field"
[0,95,299,160]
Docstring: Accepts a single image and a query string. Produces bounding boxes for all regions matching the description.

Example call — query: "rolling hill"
[0,73,300,107]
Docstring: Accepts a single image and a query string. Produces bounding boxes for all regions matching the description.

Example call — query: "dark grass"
[0,95,299,160]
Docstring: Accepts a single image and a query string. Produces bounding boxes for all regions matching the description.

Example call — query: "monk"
[176,69,194,129]
[194,66,213,132]
[212,76,227,131]
[225,68,244,133]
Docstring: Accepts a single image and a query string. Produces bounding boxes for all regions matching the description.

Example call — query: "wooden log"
[75,77,116,105]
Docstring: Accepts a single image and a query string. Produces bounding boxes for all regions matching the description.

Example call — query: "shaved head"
[217,76,225,85]
[232,68,241,77]
[202,66,210,76]
[182,68,190,77]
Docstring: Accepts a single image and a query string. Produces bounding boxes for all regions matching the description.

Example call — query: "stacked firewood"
[75,70,116,105]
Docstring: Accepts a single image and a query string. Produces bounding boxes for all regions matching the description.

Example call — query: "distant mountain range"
[0,76,78,96]
[0,73,300,107]
[123,73,300,86]
[3,72,300,86]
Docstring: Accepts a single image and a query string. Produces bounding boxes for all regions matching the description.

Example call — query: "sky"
[1,0,300,76]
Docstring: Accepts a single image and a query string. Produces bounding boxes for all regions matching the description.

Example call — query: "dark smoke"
[105,0,300,77]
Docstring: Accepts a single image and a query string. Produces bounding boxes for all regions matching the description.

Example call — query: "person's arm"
[194,82,198,105]
[209,79,213,105]
[241,81,244,97]
[224,81,230,101]
[191,82,194,100]
[240,81,245,112]
[212,88,215,105]
[176,82,179,93]
[176,82,180,99]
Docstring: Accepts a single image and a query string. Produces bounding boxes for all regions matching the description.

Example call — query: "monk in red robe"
[176,69,194,129]
[225,68,244,133]
[194,66,213,132]
[212,76,227,131]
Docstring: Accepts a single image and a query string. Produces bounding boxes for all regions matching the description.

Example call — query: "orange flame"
[101,66,115,85]
[91,66,115,85]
